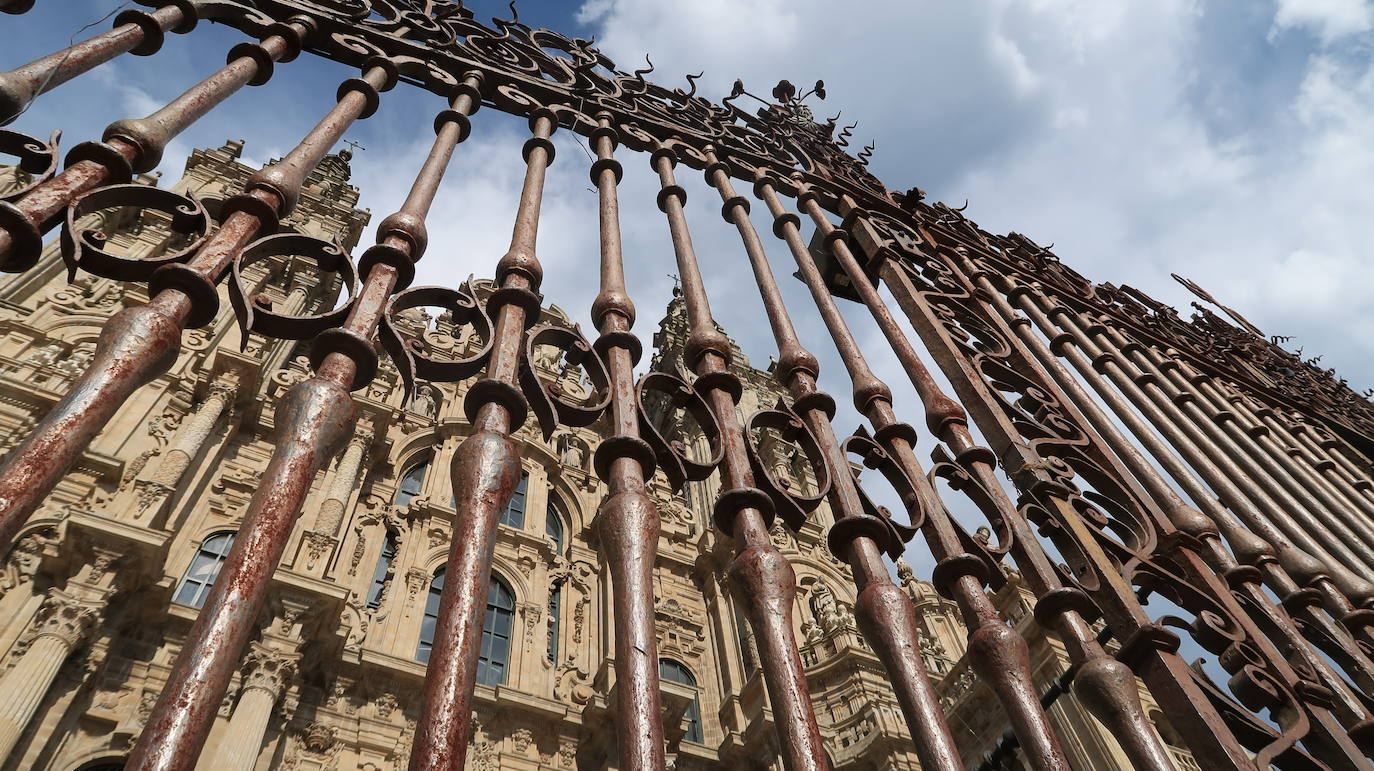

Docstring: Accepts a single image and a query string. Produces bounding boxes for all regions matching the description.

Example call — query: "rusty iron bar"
[955,265,1374,761]
[977,625,1116,771]
[876,229,1372,765]
[1204,376,1374,520]
[1137,341,1374,549]
[0,17,311,273]
[1097,321,1374,641]
[0,58,396,554]
[791,192,1177,770]
[121,61,404,771]
[0,1,197,123]
[585,112,667,771]
[820,201,1261,768]
[738,171,963,771]
[648,146,830,771]
[409,109,556,771]
[1117,326,1374,562]
[1031,292,1374,601]
[972,261,1374,730]
[1006,279,1374,687]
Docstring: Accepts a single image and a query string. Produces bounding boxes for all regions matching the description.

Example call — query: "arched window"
[660,659,703,743]
[366,531,398,609]
[175,532,236,608]
[479,577,516,686]
[545,500,565,553]
[499,470,529,528]
[396,459,429,507]
[417,570,516,688]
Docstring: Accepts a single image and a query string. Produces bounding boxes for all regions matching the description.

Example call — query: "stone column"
[312,428,371,536]
[136,374,239,515]
[0,590,100,760]
[206,642,298,771]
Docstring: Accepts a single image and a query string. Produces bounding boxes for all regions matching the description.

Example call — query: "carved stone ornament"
[22,590,102,650]
[238,642,300,702]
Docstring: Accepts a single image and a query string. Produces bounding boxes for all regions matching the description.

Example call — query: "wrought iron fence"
[0,2,1372,770]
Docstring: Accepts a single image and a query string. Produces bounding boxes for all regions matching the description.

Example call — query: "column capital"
[348,419,376,448]
[239,642,300,702]
[25,590,102,649]
[206,373,241,402]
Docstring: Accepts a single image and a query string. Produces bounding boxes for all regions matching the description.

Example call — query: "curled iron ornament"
[58,183,210,282]
[519,322,611,440]
[744,400,832,531]
[836,428,931,562]
[379,280,495,405]
[228,233,358,349]
[0,128,59,202]
[634,370,724,492]
[926,444,1015,567]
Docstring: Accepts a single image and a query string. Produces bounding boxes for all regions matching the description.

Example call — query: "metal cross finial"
[343,139,365,154]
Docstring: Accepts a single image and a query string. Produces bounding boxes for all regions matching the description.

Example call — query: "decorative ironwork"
[0,2,1371,770]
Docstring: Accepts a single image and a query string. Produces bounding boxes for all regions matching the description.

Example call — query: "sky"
[5,1,1374,584]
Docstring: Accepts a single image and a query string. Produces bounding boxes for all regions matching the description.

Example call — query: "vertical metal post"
[587,112,667,771]
[743,172,963,771]
[0,24,350,555]
[410,109,556,771]
[120,62,415,771]
[649,146,830,771]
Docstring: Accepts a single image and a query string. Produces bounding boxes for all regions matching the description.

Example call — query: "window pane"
[396,460,429,507]
[545,502,564,552]
[660,659,703,743]
[366,532,398,609]
[548,585,561,662]
[499,471,529,528]
[174,532,236,609]
[473,577,514,685]
[417,568,445,662]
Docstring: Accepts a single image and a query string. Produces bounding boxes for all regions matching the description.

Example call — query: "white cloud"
[570,0,1374,571]
[1272,0,1374,44]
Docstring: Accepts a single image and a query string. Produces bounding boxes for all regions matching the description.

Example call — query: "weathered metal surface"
[0,2,196,124]
[0,19,307,272]
[785,192,1075,771]
[650,146,829,771]
[406,110,597,771]
[2,1,1373,767]
[0,57,390,558]
[587,113,670,771]
[745,172,963,771]
[123,70,478,771]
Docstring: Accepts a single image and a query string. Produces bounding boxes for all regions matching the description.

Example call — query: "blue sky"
[5,1,1374,584]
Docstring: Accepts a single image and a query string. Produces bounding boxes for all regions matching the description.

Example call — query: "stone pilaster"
[312,427,372,536]
[202,642,299,771]
[0,589,101,760]
[135,373,239,517]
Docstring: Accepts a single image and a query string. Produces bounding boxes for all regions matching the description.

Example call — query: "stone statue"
[412,384,439,419]
[557,434,586,469]
[809,583,849,634]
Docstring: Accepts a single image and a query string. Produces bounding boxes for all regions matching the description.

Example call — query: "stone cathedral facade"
[0,145,1199,771]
